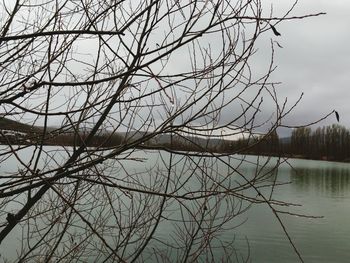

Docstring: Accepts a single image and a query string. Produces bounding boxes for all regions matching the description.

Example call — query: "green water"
[232,158,350,262]
[0,147,349,262]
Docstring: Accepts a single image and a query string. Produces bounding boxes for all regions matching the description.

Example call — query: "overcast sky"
[3,1,348,138]
[260,0,350,135]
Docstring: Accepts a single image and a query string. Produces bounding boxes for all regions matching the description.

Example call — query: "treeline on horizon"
[0,130,124,148]
[1,119,350,162]
[230,124,350,162]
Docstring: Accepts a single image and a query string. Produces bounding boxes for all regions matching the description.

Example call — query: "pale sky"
[258,1,350,135]
[170,0,350,138]
[2,1,349,138]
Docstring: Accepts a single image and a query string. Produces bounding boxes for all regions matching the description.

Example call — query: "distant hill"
[279,137,291,144]
[0,117,42,133]
[0,117,244,151]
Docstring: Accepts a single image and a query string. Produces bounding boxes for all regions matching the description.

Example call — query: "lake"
[0,147,349,262]
[232,158,350,263]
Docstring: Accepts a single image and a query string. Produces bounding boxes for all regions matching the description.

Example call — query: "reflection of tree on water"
[291,167,350,196]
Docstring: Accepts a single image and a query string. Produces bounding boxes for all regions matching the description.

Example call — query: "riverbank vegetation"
[2,117,347,163]
[229,124,350,163]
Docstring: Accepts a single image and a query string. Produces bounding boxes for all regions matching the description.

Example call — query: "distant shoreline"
[243,152,350,164]
[1,139,349,165]
[1,116,350,164]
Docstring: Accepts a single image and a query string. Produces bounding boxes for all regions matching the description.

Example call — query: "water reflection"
[291,165,350,196]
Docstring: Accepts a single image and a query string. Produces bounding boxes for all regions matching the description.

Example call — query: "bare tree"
[0,1,324,262]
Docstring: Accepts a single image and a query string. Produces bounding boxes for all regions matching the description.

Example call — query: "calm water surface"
[232,158,350,263]
[1,147,349,262]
